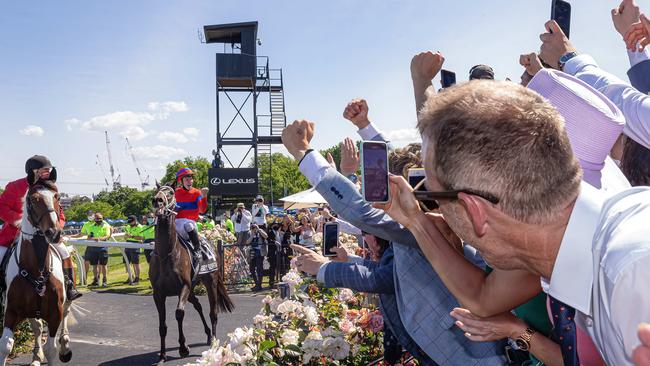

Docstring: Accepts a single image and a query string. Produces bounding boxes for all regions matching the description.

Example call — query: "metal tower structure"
[203,21,287,207]
[104,131,121,190]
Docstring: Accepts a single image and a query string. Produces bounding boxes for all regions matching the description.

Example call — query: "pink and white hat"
[527,69,625,188]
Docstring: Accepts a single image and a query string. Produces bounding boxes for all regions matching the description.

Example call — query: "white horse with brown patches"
[0,180,72,366]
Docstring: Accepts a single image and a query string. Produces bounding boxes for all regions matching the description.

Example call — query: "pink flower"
[338,319,354,334]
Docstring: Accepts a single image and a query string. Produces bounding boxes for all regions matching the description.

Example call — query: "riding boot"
[187,230,203,263]
[62,258,82,301]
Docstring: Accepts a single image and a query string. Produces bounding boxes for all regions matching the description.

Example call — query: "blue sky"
[0,1,636,195]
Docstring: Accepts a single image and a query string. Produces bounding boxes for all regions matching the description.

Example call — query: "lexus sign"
[208,168,258,196]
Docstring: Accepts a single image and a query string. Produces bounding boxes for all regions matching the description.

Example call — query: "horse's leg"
[175,285,191,358]
[28,318,45,366]
[44,312,61,366]
[153,293,168,364]
[187,292,211,345]
[202,276,219,340]
[0,310,20,366]
[58,300,72,363]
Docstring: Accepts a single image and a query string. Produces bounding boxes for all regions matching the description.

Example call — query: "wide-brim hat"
[527,69,625,188]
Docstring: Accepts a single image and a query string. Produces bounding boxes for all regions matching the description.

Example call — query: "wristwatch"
[558,51,578,71]
[346,174,358,184]
[514,327,536,351]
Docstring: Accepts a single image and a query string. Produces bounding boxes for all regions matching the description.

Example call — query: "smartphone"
[551,0,571,38]
[322,222,339,257]
[360,141,389,203]
[441,69,456,88]
[407,168,439,210]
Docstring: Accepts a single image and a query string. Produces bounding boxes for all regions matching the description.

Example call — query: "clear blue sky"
[0,1,635,195]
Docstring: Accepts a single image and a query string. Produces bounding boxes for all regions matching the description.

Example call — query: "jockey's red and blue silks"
[176,167,194,181]
[174,187,207,221]
[0,177,66,247]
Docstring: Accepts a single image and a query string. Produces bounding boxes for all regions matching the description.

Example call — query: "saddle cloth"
[177,235,218,276]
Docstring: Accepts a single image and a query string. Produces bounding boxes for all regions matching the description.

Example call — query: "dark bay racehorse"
[150,185,234,364]
[0,180,72,366]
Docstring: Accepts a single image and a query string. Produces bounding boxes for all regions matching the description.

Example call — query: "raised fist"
[282,120,315,162]
[343,99,370,129]
[410,51,445,83]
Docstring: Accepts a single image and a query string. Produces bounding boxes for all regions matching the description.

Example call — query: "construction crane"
[125,137,150,190]
[95,154,110,188]
[104,131,121,190]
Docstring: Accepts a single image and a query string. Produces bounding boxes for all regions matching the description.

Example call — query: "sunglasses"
[411,178,499,212]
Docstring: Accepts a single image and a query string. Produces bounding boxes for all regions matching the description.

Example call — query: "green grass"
[75,246,153,295]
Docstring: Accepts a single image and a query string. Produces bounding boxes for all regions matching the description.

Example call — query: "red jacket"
[0,177,65,247]
[174,187,207,221]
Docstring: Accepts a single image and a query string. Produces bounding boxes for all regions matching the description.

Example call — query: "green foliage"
[64,200,122,222]
[10,320,33,357]
[255,153,310,203]
[94,186,155,218]
[160,156,211,188]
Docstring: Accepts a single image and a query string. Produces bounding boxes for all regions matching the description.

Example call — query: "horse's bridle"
[155,186,177,217]
[25,185,60,239]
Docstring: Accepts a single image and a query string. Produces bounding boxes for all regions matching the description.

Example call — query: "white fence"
[67,235,153,285]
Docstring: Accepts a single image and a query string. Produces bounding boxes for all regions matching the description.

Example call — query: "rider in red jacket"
[174,167,209,262]
[0,155,81,300]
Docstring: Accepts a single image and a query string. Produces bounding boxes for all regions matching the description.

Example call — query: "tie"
[549,296,580,366]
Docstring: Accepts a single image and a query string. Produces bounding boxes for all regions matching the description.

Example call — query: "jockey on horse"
[0,155,82,301]
[174,167,209,263]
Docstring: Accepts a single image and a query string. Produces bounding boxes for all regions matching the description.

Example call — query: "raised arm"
[410,51,444,117]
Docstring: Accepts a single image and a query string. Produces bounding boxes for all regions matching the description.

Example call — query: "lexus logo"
[211,177,256,185]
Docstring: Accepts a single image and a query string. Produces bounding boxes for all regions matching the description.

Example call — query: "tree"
[161,156,211,189]
[64,200,122,222]
[254,153,310,205]
[93,186,156,218]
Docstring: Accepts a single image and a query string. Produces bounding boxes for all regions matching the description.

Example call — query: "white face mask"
[147,218,155,225]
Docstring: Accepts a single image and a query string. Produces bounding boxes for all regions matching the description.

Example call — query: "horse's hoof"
[179,345,190,358]
[59,350,72,363]
[157,355,167,365]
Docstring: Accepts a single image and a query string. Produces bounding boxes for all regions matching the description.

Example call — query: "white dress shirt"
[231,209,252,233]
[541,182,650,366]
[564,54,650,150]
[627,48,650,68]
[251,204,269,226]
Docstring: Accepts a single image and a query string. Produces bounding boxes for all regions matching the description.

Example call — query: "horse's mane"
[31,179,58,192]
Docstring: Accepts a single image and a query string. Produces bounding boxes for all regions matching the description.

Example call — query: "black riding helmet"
[25,155,56,184]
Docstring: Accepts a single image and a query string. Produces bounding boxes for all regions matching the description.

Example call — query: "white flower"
[279,329,300,346]
[338,319,355,334]
[301,331,324,364]
[276,300,303,315]
[322,336,350,360]
[269,297,285,314]
[228,327,253,349]
[253,314,271,327]
[337,288,354,302]
[262,295,273,305]
[303,306,319,325]
[281,270,303,287]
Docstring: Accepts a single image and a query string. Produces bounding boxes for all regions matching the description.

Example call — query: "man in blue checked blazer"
[283,120,506,365]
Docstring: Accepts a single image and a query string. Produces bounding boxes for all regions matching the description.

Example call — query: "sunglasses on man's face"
[411,178,500,212]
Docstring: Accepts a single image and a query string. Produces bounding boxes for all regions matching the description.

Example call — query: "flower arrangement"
[186,264,417,366]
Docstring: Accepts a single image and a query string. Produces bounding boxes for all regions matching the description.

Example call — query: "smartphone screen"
[551,0,571,38]
[361,141,389,203]
[441,69,456,88]
[323,222,339,257]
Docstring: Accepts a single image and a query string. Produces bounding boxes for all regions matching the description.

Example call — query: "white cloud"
[157,131,189,144]
[131,145,187,160]
[182,127,199,137]
[385,128,421,143]
[64,118,81,131]
[120,126,149,141]
[148,101,188,119]
[69,100,188,138]
[19,125,45,137]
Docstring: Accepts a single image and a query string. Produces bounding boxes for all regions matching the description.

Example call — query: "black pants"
[266,249,278,285]
[249,253,264,287]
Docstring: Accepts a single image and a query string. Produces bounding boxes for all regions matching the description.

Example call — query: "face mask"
[88,216,94,221]
[147,218,155,225]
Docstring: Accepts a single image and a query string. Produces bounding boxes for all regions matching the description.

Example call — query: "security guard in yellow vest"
[85,213,112,287]
[123,215,143,284]
[140,213,156,263]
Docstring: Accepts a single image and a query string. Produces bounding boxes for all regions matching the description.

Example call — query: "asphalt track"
[9,290,266,366]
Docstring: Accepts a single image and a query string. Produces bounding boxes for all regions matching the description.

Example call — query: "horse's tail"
[214,272,234,313]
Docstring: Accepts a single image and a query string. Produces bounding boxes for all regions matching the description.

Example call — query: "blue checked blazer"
[315,167,506,365]
[628,59,650,94]
[322,247,437,365]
